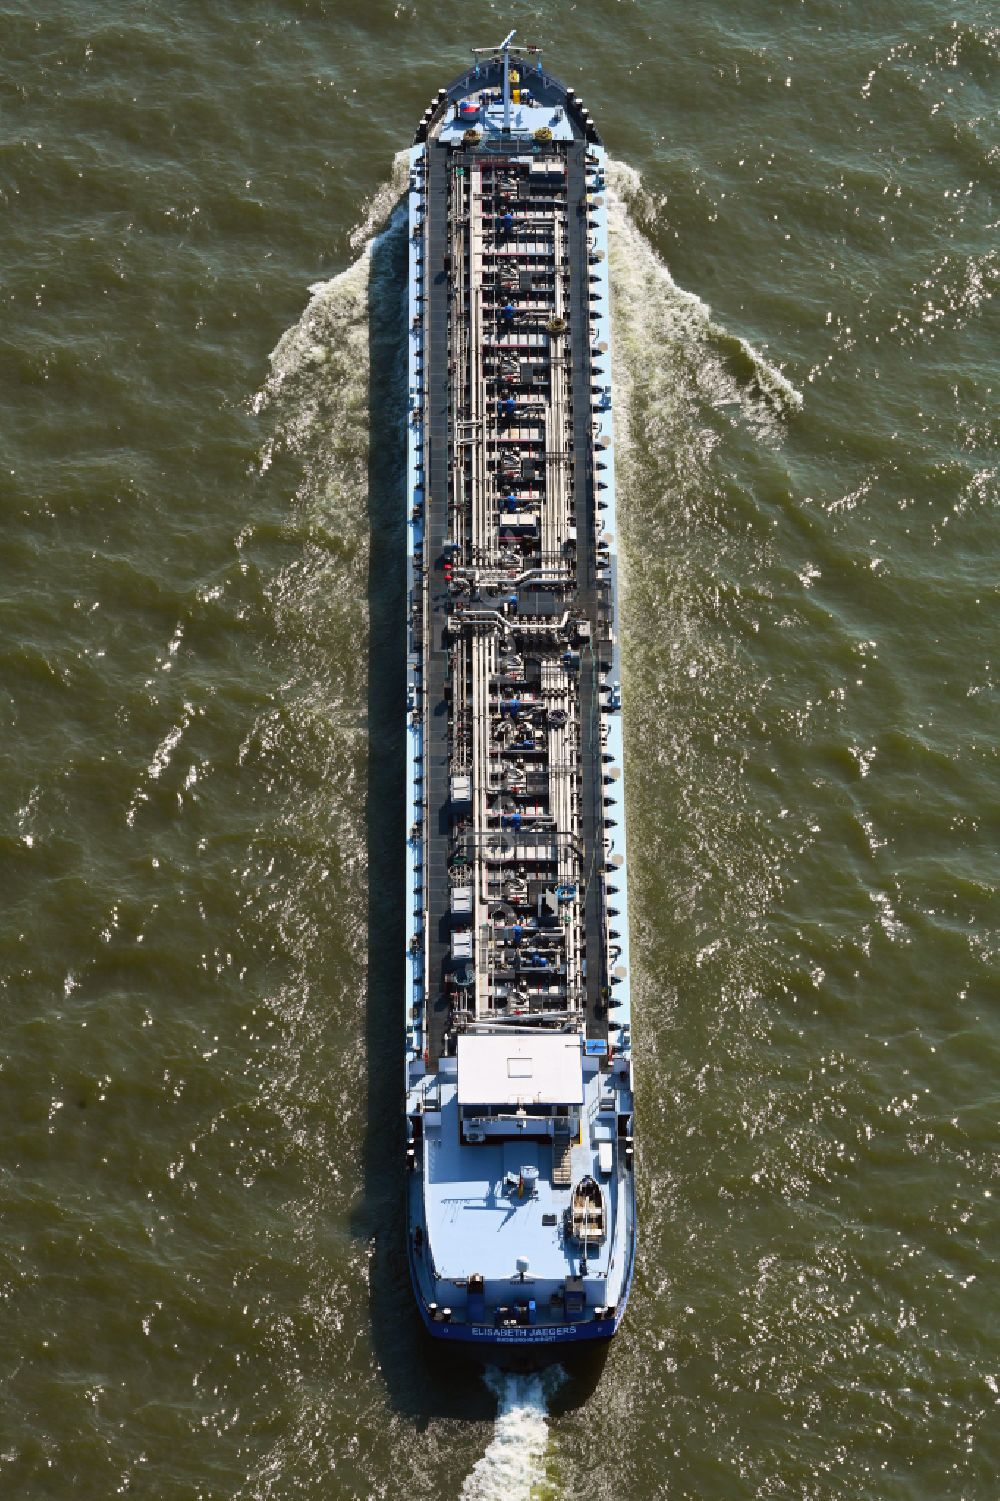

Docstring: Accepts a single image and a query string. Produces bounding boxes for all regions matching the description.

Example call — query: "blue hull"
[407,1227,635,1355]
[419,1307,620,1350]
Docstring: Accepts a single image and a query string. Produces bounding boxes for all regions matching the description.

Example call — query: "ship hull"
[408,1235,636,1352]
[403,46,636,1355]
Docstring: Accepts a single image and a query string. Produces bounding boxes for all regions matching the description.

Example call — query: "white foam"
[251,195,407,485]
[606,156,803,437]
[249,149,408,445]
[348,148,411,251]
[460,1368,565,1501]
[146,710,189,780]
[125,701,195,825]
[17,785,40,846]
[250,252,371,434]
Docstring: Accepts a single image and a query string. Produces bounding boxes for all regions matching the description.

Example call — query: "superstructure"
[403,33,636,1350]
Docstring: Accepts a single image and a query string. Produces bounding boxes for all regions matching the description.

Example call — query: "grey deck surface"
[423,129,608,1065]
[425,140,452,1066]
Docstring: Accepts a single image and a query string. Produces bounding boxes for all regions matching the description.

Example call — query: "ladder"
[552,1122,573,1187]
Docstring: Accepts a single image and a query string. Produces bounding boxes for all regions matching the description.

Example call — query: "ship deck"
[420,122,613,1066]
[421,1074,623,1287]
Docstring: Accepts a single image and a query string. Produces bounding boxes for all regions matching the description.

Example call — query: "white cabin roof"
[456,1034,583,1107]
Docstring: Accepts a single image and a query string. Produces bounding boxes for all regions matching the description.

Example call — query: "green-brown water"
[1,3,996,1497]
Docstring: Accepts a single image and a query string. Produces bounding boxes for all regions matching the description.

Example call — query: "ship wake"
[606,157,802,449]
[243,148,796,1498]
[460,1368,565,1501]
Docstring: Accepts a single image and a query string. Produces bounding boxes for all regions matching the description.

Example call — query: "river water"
[1,2,996,1498]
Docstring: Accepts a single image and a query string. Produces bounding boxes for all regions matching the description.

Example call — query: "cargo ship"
[403,33,636,1351]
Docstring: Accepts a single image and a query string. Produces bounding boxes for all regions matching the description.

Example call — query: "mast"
[501,28,515,131]
[471,27,518,132]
